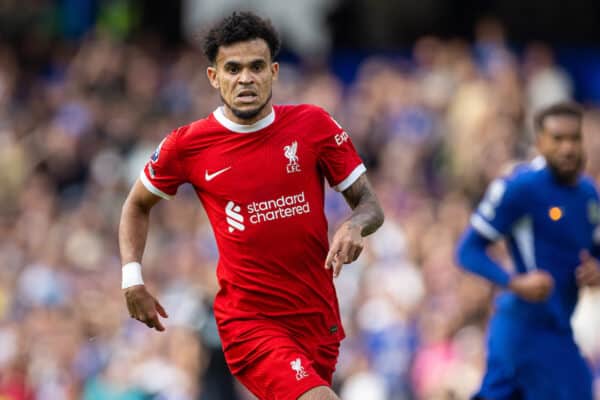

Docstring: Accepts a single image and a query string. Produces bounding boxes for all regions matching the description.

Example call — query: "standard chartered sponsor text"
[247,192,310,224]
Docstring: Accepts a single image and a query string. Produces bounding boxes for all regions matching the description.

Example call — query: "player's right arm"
[120,180,162,267]
[118,128,186,331]
[455,177,554,302]
[119,180,168,331]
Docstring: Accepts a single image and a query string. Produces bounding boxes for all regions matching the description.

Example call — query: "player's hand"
[124,285,168,331]
[325,221,363,278]
[576,250,600,287]
[508,270,554,302]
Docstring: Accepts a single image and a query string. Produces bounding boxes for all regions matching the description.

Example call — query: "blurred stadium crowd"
[1,4,600,400]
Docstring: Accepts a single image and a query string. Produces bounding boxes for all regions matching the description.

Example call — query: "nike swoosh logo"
[205,166,231,181]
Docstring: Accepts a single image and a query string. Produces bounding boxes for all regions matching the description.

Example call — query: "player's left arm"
[325,174,384,277]
[576,249,600,287]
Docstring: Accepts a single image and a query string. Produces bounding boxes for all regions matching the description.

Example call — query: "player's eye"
[226,64,240,74]
[554,133,581,143]
[251,62,265,72]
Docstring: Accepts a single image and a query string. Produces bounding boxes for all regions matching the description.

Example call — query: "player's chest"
[187,131,319,196]
[528,192,599,247]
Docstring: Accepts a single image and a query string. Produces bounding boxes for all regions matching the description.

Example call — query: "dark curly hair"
[203,12,281,64]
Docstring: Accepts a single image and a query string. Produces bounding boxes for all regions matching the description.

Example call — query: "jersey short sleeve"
[314,108,366,191]
[140,128,187,200]
[471,177,525,240]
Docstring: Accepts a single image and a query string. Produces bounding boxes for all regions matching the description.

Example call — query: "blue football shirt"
[469,157,600,330]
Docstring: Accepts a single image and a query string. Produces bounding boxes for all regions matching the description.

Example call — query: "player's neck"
[222,103,274,125]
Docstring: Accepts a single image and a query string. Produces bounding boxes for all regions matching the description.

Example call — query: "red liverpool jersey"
[141,104,365,352]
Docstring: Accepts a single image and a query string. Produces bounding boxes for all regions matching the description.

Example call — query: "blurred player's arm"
[456,229,511,286]
[119,179,168,331]
[456,229,553,301]
[456,177,553,301]
[325,174,384,277]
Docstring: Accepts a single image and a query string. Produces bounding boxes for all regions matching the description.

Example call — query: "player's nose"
[238,68,254,84]
[557,141,577,157]
[562,149,579,162]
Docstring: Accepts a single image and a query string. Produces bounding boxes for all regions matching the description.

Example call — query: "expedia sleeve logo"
[334,131,349,146]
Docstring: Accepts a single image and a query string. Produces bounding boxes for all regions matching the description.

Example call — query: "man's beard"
[221,91,272,121]
[548,156,584,184]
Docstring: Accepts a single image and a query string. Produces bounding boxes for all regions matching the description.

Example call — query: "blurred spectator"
[524,42,573,113]
[182,0,340,59]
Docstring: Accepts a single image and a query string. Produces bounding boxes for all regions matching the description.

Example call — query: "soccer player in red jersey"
[118,12,384,400]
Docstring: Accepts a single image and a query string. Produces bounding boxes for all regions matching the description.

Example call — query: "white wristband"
[122,262,144,289]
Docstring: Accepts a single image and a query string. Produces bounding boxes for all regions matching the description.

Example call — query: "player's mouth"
[560,155,577,165]
[236,90,258,104]
[557,156,580,172]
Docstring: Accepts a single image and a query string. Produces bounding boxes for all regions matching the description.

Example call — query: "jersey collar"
[213,106,275,133]
[530,155,546,170]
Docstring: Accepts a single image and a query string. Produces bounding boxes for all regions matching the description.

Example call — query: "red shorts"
[224,333,340,400]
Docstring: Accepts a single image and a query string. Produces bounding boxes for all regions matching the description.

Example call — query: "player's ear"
[535,130,545,149]
[207,66,219,89]
[536,132,553,157]
[271,62,279,81]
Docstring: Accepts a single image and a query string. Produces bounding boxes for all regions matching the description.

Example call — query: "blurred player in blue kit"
[456,102,600,400]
